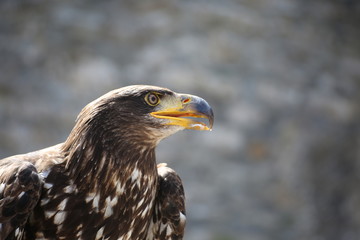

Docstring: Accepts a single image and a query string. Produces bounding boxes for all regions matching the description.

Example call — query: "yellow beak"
[150,94,214,131]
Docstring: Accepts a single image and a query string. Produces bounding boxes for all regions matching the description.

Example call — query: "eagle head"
[69,85,214,147]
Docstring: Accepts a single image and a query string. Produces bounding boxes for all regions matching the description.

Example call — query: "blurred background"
[0,0,359,239]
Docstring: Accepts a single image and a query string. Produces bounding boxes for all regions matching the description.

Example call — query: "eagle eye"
[145,92,160,106]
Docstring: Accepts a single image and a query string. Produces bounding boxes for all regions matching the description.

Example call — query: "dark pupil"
[149,94,157,104]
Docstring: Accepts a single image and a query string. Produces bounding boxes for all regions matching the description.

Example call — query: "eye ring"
[145,92,160,106]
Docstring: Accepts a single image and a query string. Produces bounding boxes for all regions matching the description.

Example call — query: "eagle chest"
[31,166,158,240]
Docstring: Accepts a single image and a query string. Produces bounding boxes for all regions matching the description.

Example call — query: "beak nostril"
[183,98,191,104]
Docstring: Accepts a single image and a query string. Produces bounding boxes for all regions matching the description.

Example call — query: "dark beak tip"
[209,110,214,129]
[195,96,214,129]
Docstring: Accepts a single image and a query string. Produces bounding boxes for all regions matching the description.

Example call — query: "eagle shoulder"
[152,163,186,240]
[0,158,43,239]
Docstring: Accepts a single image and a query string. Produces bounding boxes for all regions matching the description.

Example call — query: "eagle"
[0,85,214,240]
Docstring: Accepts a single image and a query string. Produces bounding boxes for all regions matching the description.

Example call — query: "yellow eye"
[145,92,160,106]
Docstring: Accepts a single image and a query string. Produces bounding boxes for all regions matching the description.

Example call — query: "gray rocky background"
[0,0,359,239]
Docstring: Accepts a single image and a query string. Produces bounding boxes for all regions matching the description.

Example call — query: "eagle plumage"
[0,85,213,240]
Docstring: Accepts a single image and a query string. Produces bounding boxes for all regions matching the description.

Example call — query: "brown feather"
[152,164,186,240]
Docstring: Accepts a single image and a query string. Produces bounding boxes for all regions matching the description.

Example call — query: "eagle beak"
[151,94,214,131]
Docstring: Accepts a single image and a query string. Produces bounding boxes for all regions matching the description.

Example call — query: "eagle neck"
[62,126,158,191]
